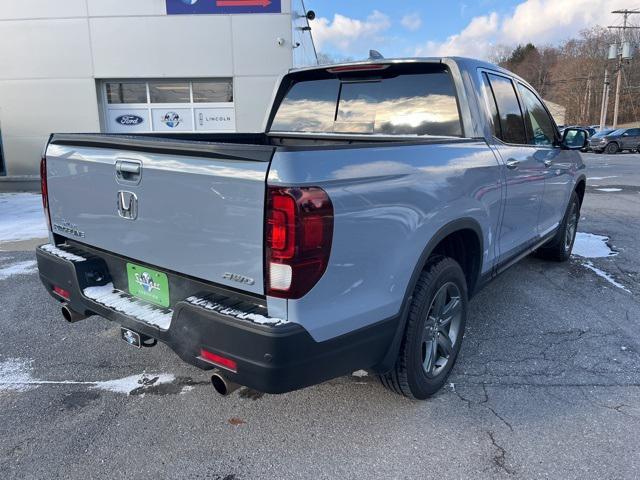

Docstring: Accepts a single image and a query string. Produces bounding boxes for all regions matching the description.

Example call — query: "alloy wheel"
[565,202,578,252]
[421,282,463,378]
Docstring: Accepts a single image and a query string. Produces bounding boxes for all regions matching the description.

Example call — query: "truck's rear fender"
[268,140,503,343]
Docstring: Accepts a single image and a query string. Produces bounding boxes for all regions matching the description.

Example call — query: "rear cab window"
[269,64,463,137]
[483,73,527,145]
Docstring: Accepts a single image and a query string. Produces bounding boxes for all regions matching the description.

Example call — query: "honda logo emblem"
[117,191,138,220]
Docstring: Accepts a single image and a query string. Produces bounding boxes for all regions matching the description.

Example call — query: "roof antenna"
[369,50,384,60]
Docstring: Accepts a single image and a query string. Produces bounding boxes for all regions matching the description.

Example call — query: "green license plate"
[126,263,170,308]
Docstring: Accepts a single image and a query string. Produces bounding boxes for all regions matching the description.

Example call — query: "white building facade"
[0,0,316,177]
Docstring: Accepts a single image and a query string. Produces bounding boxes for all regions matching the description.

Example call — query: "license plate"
[126,263,170,308]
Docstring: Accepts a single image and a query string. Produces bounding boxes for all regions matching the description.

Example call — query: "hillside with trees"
[492,27,640,126]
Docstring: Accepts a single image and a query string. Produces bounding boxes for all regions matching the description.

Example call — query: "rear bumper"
[36,243,398,394]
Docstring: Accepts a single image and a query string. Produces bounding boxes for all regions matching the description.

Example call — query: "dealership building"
[0,0,316,180]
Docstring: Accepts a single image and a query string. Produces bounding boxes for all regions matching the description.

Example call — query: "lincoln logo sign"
[116,115,144,126]
[166,0,281,15]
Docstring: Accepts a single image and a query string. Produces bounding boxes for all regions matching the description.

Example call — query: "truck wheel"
[604,142,618,154]
[380,257,467,399]
[535,191,580,262]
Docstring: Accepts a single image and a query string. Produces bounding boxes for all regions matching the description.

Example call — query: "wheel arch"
[574,175,586,206]
[374,217,485,373]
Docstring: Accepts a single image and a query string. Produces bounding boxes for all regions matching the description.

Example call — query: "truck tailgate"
[45,134,274,295]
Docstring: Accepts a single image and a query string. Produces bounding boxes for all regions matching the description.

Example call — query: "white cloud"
[415,0,630,59]
[311,10,391,55]
[401,13,422,32]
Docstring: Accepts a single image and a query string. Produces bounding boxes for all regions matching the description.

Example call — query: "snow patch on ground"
[186,296,288,326]
[0,260,38,281]
[0,358,176,395]
[40,244,86,262]
[587,176,617,181]
[596,188,622,192]
[582,261,630,293]
[0,193,48,243]
[0,358,37,392]
[180,385,195,394]
[83,283,173,330]
[93,373,175,394]
[572,232,617,258]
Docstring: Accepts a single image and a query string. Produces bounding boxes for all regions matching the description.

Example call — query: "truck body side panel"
[268,140,503,341]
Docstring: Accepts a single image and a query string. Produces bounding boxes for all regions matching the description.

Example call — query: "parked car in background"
[589,127,640,154]
[584,128,615,151]
[36,57,587,400]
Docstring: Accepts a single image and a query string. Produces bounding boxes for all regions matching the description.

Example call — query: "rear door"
[482,72,546,263]
[623,128,640,150]
[516,82,574,237]
[46,135,274,295]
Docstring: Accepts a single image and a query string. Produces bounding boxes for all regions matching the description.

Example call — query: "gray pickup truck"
[36,57,587,399]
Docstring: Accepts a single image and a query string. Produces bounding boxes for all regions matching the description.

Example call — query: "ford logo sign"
[116,115,144,126]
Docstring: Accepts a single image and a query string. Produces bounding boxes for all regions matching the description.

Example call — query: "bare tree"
[490,26,639,126]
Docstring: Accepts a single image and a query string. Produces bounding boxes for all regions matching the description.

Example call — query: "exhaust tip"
[61,304,88,323]
[61,304,73,322]
[211,372,241,396]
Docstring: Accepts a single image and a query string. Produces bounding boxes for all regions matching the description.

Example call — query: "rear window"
[270,66,462,137]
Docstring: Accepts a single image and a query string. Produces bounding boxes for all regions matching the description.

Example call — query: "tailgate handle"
[116,160,142,184]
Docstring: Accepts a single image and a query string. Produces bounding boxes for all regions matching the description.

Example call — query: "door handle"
[118,161,140,174]
[543,159,553,168]
[115,159,142,184]
[506,160,520,170]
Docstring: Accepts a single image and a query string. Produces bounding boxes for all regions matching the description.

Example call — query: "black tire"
[604,142,619,154]
[380,257,468,399]
[535,191,580,262]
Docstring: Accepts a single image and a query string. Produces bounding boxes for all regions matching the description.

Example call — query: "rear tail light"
[40,154,52,231]
[265,186,333,299]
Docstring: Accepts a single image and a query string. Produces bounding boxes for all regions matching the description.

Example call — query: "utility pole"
[599,69,609,130]
[608,9,640,128]
[583,75,592,123]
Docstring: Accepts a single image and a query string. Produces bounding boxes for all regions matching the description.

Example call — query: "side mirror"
[561,128,588,150]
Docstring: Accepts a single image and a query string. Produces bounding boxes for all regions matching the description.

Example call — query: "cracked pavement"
[1,152,640,479]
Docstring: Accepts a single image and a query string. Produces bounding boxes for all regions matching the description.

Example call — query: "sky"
[304,0,637,60]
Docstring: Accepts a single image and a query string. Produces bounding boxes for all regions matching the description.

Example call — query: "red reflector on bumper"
[53,286,71,300]
[199,349,238,373]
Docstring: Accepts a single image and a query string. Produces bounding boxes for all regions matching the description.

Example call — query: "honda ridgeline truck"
[36,58,587,399]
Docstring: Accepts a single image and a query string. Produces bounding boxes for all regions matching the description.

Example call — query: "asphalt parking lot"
[1,152,639,479]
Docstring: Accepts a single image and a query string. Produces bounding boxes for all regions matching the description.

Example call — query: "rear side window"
[270,67,462,137]
[485,73,526,144]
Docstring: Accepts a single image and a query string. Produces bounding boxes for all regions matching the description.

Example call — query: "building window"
[102,79,235,134]
[149,81,191,104]
[106,83,148,104]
